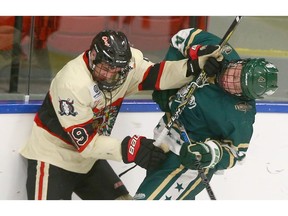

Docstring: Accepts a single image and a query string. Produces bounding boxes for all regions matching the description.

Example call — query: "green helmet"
[218,58,278,100]
[241,58,278,99]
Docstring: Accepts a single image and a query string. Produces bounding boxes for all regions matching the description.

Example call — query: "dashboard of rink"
[1,99,288,200]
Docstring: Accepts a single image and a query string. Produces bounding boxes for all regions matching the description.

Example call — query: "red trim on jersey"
[34,95,124,154]
[189,45,201,60]
[70,98,124,153]
[138,61,166,91]
[83,50,90,70]
[138,66,151,90]
[66,118,96,153]
[65,119,93,131]
[34,113,74,146]
[155,62,165,90]
[34,111,96,152]
[37,161,45,200]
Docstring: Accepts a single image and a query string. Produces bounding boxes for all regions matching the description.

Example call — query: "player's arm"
[215,139,248,170]
[154,115,250,170]
[169,28,203,57]
[179,138,248,170]
[180,121,252,170]
[46,77,165,171]
[79,134,167,171]
[54,105,167,171]
[130,46,222,93]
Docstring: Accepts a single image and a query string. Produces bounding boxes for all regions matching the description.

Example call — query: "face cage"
[217,60,245,97]
[95,64,131,92]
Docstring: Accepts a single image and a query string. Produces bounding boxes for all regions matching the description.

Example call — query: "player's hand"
[121,135,167,170]
[188,45,223,77]
[203,57,223,77]
[179,139,223,170]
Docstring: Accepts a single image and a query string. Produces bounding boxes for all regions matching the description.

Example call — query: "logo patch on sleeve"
[58,98,78,116]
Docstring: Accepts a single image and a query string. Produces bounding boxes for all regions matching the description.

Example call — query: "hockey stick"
[219,16,243,48]
[178,121,217,200]
[154,16,243,200]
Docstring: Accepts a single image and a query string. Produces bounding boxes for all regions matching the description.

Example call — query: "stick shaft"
[219,16,243,48]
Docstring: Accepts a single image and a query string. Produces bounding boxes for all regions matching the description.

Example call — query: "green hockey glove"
[180,139,223,170]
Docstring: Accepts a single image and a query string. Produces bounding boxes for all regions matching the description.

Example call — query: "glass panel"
[0,16,287,102]
[0,16,192,100]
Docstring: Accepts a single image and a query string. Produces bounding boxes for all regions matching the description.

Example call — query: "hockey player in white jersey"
[20,30,222,200]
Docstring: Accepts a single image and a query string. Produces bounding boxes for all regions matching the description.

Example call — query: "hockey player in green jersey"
[134,28,279,200]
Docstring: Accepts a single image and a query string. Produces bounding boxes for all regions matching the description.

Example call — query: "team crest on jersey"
[235,102,252,112]
[175,84,196,109]
[93,105,119,135]
[58,98,78,116]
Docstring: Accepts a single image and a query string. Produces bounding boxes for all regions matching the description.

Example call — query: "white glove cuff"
[153,117,183,155]
[204,140,222,168]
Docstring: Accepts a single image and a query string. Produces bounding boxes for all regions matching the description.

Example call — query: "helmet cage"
[95,64,131,92]
[217,59,244,97]
[218,58,278,100]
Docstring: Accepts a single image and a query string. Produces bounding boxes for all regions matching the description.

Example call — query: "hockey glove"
[179,139,223,170]
[121,135,167,170]
[203,57,223,77]
[187,45,223,77]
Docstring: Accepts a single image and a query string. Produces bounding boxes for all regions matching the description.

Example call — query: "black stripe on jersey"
[37,93,73,144]
[37,93,97,150]
[141,63,162,90]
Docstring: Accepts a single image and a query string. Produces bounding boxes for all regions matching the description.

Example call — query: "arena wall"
[1,101,288,200]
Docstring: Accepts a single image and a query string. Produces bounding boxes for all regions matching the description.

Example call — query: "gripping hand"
[203,57,223,77]
[179,139,223,170]
[188,45,223,77]
[121,135,167,170]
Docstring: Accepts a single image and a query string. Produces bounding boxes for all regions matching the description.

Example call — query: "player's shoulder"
[53,53,92,88]
[130,47,144,59]
[129,47,153,66]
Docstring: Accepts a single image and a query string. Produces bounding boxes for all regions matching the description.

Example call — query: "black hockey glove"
[187,45,223,77]
[121,135,167,170]
[179,139,223,170]
[203,57,223,77]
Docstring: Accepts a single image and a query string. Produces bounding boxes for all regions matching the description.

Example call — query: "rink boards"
[1,100,288,200]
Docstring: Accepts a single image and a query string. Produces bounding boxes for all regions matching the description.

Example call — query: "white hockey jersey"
[20,47,193,173]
